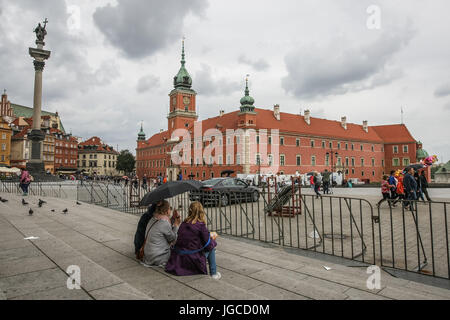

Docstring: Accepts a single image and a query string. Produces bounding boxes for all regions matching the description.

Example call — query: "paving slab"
[89,283,151,300]
[0,268,68,299]
[344,288,391,300]
[215,251,272,275]
[56,255,124,292]
[102,240,137,259]
[30,237,84,263]
[11,286,92,300]
[0,245,43,262]
[377,286,448,300]
[141,276,211,300]
[80,246,140,272]
[249,283,310,300]
[248,268,348,300]
[0,255,56,278]
[186,276,264,300]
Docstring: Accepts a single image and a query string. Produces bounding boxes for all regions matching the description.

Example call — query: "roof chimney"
[219,110,225,117]
[362,120,368,133]
[341,116,347,130]
[273,104,280,120]
[304,109,311,125]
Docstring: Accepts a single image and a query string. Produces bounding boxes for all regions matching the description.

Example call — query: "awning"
[56,170,77,174]
[0,167,21,174]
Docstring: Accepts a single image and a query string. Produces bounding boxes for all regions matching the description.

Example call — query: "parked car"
[189,177,260,206]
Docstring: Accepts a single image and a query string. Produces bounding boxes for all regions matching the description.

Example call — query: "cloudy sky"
[1,0,449,162]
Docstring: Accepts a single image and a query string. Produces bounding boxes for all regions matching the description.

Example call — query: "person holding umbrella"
[134,202,159,257]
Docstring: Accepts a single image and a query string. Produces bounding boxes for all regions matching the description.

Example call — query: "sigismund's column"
[27,19,51,176]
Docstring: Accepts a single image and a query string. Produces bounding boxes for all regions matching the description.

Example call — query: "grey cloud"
[194,64,241,96]
[0,0,118,104]
[93,0,208,59]
[435,84,450,97]
[238,54,270,71]
[136,75,160,93]
[444,102,450,111]
[282,25,415,99]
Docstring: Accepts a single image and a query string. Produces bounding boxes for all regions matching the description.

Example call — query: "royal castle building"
[136,42,429,183]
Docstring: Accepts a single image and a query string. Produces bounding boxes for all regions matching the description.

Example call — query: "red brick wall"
[383,142,417,175]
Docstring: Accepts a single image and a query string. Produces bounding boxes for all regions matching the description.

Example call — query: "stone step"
[0,197,151,300]
[2,192,450,300]
[0,193,270,300]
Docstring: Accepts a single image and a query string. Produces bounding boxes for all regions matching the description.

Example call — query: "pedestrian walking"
[403,168,417,210]
[388,170,398,202]
[376,175,395,208]
[322,170,330,194]
[313,172,321,198]
[309,174,314,190]
[19,168,31,196]
[142,174,148,191]
[419,171,432,201]
[393,174,406,206]
[414,172,425,202]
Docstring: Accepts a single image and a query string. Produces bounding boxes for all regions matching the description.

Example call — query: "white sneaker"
[140,261,151,268]
[211,272,221,280]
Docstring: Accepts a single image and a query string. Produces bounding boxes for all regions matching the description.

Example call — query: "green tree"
[116,150,135,174]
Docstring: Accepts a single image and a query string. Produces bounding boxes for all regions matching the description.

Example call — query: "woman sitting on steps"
[165,201,221,280]
[142,200,181,267]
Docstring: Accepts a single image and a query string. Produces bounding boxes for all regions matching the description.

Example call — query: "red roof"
[79,136,117,153]
[372,124,416,143]
[141,108,416,147]
[253,109,383,142]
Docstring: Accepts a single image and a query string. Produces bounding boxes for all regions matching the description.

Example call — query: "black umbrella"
[139,180,204,206]
[221,170,235,177]
[404,163,424,172]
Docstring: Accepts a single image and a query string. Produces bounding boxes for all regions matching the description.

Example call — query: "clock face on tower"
[183,96,190,105]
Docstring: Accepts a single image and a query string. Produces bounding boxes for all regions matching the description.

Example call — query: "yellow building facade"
[0,117,12,166]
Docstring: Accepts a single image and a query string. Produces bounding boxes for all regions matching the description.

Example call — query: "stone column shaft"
[32,63,44,130]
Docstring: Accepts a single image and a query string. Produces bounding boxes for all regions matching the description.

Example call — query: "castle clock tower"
[168,39,198,137]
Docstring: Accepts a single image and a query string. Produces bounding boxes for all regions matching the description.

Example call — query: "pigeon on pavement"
[76,201,82,205]
[28,208,33,215]
[0,197,8,202]
[62,208,68,214]
[51,209,55,212]
[22,199,28,205]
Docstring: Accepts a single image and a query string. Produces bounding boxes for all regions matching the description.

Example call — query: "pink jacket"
[20,170,31,184]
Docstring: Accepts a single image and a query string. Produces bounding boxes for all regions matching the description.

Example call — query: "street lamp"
[326,151,339,186]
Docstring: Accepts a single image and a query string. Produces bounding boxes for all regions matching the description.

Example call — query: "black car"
[189,178,260,206]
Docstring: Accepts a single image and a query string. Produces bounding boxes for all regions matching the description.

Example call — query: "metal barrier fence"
[0,180,77,199]
[75,181,152,215]
[165,188,450,280]
[1,179,449,280]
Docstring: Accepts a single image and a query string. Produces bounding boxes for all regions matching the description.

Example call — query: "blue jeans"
[20,183,29,194]
[204,248,217,275]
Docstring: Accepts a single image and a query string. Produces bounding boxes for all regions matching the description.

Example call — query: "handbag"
[136,220,158,261]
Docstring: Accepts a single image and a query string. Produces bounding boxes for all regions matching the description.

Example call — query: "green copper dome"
[417,148,429,160]
[137,122,146,141]
[173,40,192,89]
[240,78,255,112]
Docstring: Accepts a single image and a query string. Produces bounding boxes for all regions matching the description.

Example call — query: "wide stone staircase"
[1,192,450,300]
